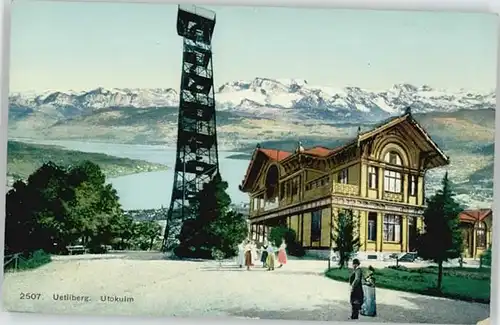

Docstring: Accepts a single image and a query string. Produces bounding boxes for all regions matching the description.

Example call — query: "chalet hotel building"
[239,109,451,260]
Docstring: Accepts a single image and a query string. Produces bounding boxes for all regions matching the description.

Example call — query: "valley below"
[6,80,496,209]
[6,140,169,187]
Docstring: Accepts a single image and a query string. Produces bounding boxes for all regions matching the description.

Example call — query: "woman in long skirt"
[236,242,245,268]
[260,243,269,268]
[250,241,258,266]
[266,244,276,271]
[277,239,287,268]
[244,241,253,271]
[361,265,377,317]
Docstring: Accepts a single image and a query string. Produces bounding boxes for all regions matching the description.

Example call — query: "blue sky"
[10,0,498,92]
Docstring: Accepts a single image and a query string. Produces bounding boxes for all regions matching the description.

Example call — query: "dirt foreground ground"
[2,252,490,324]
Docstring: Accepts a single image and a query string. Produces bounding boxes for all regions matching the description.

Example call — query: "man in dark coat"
[348,258,364,320]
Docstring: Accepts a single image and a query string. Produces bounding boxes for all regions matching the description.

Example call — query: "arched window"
[384,151,402,165]
[383,151,403,193]
[476,222,487,248]
[265,165,279,200]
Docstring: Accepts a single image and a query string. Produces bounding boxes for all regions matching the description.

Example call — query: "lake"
[17,139,251,210]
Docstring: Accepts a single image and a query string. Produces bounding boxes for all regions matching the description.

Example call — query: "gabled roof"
[303,146,332,157]
[239,109,450,193]
[358,112,449,164]
[459,209,492,223]
[239,148,291,192]
[259,148,291,161]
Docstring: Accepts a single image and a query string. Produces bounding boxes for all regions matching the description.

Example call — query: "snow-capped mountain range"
[9,77,495,122]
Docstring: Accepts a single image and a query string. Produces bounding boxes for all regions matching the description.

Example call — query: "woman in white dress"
[236,241,245,268]
[250,241,258,266]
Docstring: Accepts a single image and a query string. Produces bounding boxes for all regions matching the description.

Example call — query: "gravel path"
[1,254,489,324]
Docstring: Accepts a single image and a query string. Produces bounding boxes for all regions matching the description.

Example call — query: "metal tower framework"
[163,5,220,249]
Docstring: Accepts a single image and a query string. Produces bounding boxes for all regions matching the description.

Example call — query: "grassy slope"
[7,140,168,180]
[325,265,491,303]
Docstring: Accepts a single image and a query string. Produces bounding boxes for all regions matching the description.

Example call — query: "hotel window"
[292,178,298,195]
[476,222,486,248]
[367,212,377,241]
[338,168,348,184]
[252,198,258,210]
[385,151,402,166]
[368,166,378,189]
[384,170,402,193]
[311,210,322,242]
[383,214,401,242]
[409,175,417,196]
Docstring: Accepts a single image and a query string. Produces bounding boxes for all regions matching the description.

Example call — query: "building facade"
[459,209,493,259]
[239,111,450,260]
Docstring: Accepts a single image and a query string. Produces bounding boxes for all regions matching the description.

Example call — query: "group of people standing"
[237,239,288,271]
[236,241,376,320]
[349,258,377,320]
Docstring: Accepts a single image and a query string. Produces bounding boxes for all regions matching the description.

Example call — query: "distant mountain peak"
[9,78,495,124]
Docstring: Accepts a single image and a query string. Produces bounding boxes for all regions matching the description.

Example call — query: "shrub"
[20,250,52,270]
[268,226,305,257]
[480,246,492,267]
[211,248,225,267]
[387,265,409,272]
[4,250,52,272]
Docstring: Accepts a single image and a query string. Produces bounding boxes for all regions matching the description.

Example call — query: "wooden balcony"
[249,183,361,218]
[303,184,331,201]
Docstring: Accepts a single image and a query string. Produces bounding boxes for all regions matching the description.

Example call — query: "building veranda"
[239,110,452,260]
[459,209,493,260]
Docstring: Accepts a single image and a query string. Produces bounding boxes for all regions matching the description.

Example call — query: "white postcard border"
[0,0,498,325]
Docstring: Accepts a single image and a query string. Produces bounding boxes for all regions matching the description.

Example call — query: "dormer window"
[384,151,402,166]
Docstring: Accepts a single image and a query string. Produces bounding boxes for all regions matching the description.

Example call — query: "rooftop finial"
[405,106,412,116]
[256,143,261,149]
[357,126,361,136]
[296,141,304,153]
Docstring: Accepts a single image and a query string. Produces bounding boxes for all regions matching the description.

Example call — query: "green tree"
[133,221,163,250]
[174,173,248,259]
[5,160,125,256]
[331,209,360,269]
[5,162,75,254]
[207,208,248,258]
[112,214,136,250]
[416,172,463,291]
[66,161,123,251]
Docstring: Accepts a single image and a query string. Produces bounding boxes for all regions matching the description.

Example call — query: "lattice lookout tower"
[163,5,220,249]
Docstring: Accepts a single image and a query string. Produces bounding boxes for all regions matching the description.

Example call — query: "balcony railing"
[263,198,279,211]
[303,185,331,201]
[332,183,359,196]
[250,183,361,218]
[383,192,403,202]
